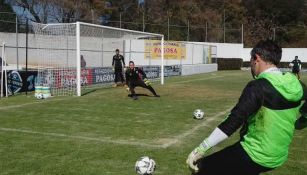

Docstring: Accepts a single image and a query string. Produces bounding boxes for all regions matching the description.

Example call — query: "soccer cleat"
[132,95,138,100]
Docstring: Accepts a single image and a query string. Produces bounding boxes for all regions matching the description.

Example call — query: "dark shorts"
[292,68,300,73]
[114,69,124,83]
[128,80,147,89]
[194,142,273,175]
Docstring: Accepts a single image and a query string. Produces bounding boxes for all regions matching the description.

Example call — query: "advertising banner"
[141,66,160,79]
[1,65,182,96]
[5,70,38,94]
[145,40,186,60]
[92,67,115,84]
[55,69,93,88]
[164,65,181,77]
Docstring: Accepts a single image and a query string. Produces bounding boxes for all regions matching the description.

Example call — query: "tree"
[242,0,306,47]
[4,0,307,46]
[0,0,16,32]
[9,0,44,23]
[9,0,106,23]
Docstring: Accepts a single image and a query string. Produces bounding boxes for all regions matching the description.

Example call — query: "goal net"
[32,22,164,96]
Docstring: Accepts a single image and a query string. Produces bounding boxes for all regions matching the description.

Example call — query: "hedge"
[243,61,307,68]
[216,58,243,70]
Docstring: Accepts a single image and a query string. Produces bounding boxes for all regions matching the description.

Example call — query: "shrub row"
[243,61,307,68]
[216,58,243,70]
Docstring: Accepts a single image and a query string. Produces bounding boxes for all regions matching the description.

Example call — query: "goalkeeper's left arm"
[187,80,263,172]
[138,68,151,86]
[296,81,307,129]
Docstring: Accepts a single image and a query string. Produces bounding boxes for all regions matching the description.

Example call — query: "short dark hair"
[129,61,134,64]
[115,49,119,52]
[250,40,282,65]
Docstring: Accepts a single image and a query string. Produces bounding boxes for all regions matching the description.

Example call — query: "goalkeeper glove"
[186,139,211,173]
[144,78,151,86]
[112,66,115,71]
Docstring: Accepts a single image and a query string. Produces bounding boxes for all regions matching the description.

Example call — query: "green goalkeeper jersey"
[240,72,303,168]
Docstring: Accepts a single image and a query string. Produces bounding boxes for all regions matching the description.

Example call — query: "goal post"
[0,42,8,98]
[32,22,164,97]
[76,22,81,96]
[161,36,164,85]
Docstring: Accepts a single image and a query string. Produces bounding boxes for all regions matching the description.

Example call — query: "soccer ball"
[135,156,156,175]
[193,109,204,119]
[36,93,44,100]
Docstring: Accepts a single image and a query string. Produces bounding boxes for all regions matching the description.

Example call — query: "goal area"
[32,22,164,96]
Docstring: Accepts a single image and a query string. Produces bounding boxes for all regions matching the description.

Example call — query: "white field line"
[290,147,307,153]
[0,75,223,110]
[287,159,307,166]
[0,98,68,110]
[0,90,115,110]
[293,135,304,138]
[0,75,230,148]
[170,75,224,84]
[161,107,232,148]
[0,127,164,149]
[0,108,231,149]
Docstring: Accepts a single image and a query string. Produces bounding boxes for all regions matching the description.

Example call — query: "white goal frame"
[75,22,165,96]
[1,42,8,98]
[33,22,165,97]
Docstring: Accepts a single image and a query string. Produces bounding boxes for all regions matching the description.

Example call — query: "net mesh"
[32,22,163,96]
[32,23,77,96]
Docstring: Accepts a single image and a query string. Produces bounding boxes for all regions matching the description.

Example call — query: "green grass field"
[0,70,306,175]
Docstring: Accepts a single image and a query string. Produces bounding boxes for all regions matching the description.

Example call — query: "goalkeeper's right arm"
[186,127,228,172]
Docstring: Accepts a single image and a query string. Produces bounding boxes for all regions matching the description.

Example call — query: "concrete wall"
[2,31,306,70]
[182,64,218,76]
[201,43,307,62]
[0,32,214,69]
[242,48,307,62]
[124,40,212,66]
[202,42,244,58]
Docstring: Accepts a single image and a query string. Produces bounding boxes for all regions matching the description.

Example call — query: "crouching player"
[125,61,160,100]
[186,40,307,175]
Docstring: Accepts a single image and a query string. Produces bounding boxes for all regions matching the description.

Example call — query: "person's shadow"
[128,93,149,97]
[295,117,307,130]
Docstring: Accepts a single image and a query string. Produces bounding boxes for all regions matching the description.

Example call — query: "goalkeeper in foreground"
[187,39,307,175]
[125,61,160,100]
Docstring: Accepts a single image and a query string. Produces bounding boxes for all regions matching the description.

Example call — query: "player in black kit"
[125,61,160,100]
[112,49,125,86]
[290,56,302,79]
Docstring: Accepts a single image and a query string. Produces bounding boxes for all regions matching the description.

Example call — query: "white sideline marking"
[290,147,307,153]
[0,127,164,149]
[161,107,232,148]
[0,90,115,110]
[171,75,224,84]
[0,98,68,110]
[293,135,304,138]
[0,107,231,149]
[287,159,307,165]
[0,75,223,110]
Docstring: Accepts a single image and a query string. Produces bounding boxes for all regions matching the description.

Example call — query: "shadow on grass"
[295,117,307,130]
